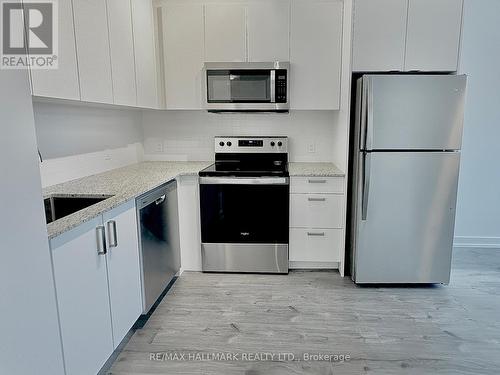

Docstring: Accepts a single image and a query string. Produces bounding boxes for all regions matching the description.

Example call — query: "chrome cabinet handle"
[308,197,326,202]
[308,179,327,184]
[307,232,325,237]
[96,226,107,255]
[107,220,118,248]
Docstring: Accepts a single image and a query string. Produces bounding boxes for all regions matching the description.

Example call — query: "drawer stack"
[289,176,345,267]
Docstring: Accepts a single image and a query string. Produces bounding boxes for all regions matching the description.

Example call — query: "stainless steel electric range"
[199,136,289,274]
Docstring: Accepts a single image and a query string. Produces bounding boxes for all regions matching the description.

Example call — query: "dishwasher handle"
[155,195,166,205]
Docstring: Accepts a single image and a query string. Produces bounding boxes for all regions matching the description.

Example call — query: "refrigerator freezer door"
[352,151,460,284]
[362,75,466,151]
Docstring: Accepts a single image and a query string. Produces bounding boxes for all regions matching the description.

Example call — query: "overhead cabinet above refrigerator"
[352,0,464,72]
[350,75,467,284]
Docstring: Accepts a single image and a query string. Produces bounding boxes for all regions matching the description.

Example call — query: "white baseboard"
[454,236,500,249]
[289,261,339,270]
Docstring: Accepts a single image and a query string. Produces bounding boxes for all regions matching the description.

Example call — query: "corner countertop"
[44,161,212,240]
[44,161,345,240]
[288,162,345,177]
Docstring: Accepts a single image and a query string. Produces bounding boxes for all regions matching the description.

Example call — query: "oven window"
[207,70,271,103]
[200,183,289,243]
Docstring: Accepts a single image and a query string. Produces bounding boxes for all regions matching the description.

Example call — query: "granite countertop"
[44,161,211,239]
[44,161,345,239]
[288,162,345,177]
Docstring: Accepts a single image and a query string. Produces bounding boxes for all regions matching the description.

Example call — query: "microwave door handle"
[270,70,275,103]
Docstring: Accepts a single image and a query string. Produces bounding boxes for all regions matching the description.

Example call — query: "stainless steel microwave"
[203,62,290,112]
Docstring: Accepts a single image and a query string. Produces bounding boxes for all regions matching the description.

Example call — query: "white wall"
[141,110,340,164]
[0,71,65,374]
[33,101,144,187]
[455,0,500,248]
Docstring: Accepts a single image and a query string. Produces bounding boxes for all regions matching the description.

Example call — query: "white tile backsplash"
[39,143,144,188]
[141,110,338,162]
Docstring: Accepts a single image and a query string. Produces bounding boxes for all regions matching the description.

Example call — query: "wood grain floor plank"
[107,248,500,374]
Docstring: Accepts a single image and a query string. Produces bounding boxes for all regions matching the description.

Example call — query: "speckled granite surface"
[288,162,345,177]
[44,161,211,239]
[44,161,344,239]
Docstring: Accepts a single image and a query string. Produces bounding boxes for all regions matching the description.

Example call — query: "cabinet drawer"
[289,228,342,262]
[290,194,344,228]
[290,177,344,194]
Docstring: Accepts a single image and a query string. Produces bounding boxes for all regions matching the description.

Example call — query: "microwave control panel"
[275,70,287,103]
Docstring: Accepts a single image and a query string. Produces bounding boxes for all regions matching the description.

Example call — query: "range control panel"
[215,136,288,153]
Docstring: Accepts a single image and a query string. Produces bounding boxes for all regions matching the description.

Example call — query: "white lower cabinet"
[290,193,343,229]
[50,200,142,375]
[290,228,342,262]
[103,201,143,348]
[289,176,345,268]
[50,217,114,375]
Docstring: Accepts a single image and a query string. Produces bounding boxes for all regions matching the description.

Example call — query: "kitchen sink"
[44,195,113,224]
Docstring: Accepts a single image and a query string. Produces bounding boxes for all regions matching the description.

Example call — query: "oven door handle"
[199,177,289,185]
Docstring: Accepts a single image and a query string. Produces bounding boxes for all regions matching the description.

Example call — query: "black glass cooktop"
[199,153,289,177]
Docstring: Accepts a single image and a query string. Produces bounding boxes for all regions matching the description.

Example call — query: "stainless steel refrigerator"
[350,74,467,284]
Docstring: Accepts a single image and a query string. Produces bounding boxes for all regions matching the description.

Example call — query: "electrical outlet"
[308,142,316,153]
[154,140,163,153]
[104,154,112,161]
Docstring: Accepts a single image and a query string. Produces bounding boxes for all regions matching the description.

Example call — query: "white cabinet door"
[352,0,408,72]
[405,0,463,72]
[107,0,137,106]
[204,3,246,62]
[73,0,113,103]
[290,0,343,110]
[290,194,344,229]
[131,0,159,109]
[30,0,80,100]
[290,176,344,194]
[290,228,342,262]
[247,1,290,62]
[103,200,142,348]
[50,217,114,375]
[163,3,204,109]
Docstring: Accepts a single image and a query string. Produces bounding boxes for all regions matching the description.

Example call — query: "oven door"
[200,177,289,243]
[199,177,289,273]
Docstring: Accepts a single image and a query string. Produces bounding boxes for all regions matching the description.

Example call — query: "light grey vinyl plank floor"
[107,248,500,375]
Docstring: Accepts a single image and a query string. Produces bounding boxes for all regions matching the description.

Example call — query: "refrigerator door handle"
[365,77,374,151]
[361,152,371,221]
[360,78,367,150]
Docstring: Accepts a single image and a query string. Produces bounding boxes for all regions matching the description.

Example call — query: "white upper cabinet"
[103,201,142,349]
[204,3,246,62]
[247,1,290,62]
[30,0,80,100]
[290,0,343,110]
[353,0,463,72]
[352,0,408,72]
[73,0,114,104]
[405,0,463,72]
[163,3,204,109]
[132,0,159,109]
[107,0,137,106]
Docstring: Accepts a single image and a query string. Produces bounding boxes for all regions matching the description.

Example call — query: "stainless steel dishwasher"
[136,181,180,313]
